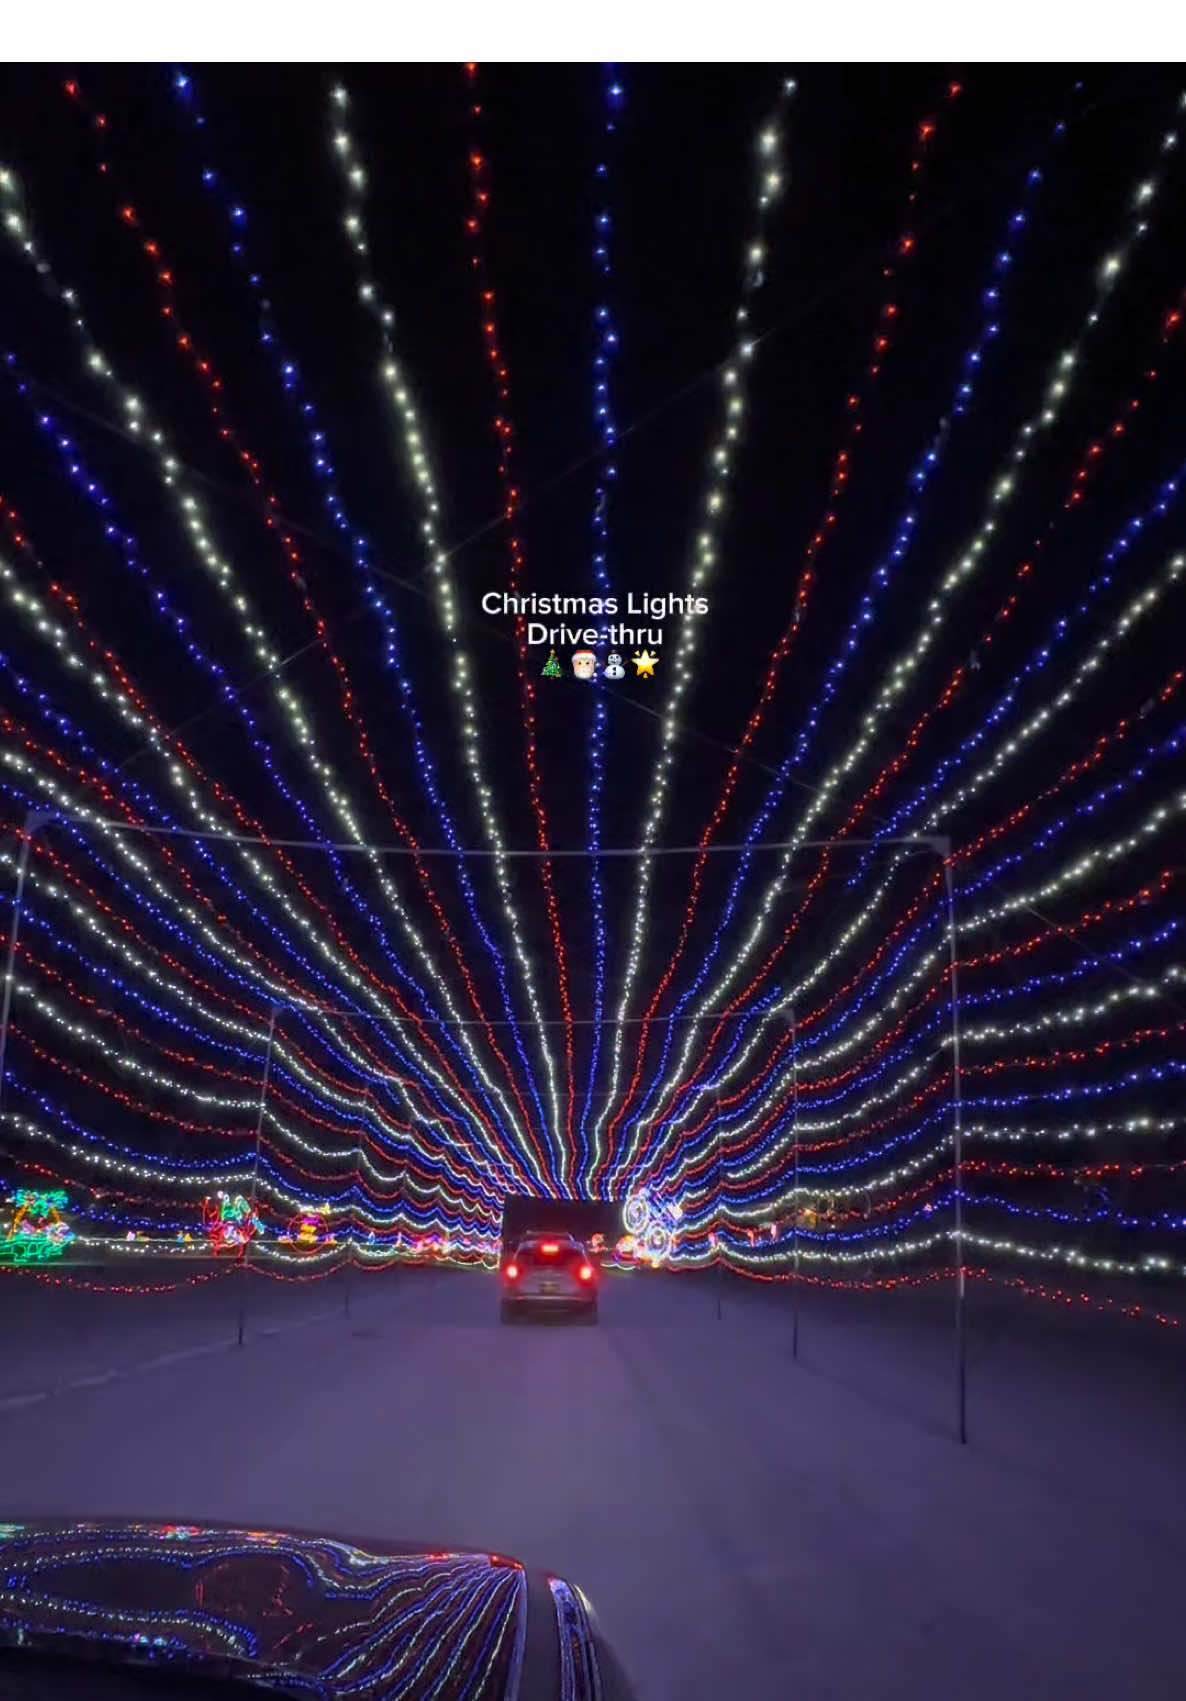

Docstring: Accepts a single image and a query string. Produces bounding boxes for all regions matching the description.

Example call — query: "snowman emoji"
[603,653,625,680]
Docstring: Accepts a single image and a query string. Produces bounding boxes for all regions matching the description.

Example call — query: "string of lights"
[605,80,969,1170]
[57,75,544,1178]
[591,75,797,1190]
[0,163,559,1199]
[1,71,1183,1313]
[322,78,558,1181]
[577,67,626,1181]
[462,63,579,1180]
[621,111,1184,1174]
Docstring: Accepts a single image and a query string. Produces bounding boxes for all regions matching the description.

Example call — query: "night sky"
[0,64,1183,1283]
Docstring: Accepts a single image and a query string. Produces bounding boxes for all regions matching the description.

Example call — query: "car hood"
[0,1516,628,1700]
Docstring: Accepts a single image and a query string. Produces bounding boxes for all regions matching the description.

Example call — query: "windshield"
[0,1647,253,1700]
[0,52,1182,1701]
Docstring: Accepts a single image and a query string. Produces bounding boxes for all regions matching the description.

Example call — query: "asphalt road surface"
[0,1263,1183,1701]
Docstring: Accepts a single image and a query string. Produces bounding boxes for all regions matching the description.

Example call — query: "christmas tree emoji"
[541,649,562,679]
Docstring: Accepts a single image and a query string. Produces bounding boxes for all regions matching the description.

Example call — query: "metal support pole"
[239,1002,278,1347]
[788,1005,800,1359]
[713,1090,724,1321]
[716,1216,723,1319]
[343,1151,358,1318]
[942,853,967,1445]
[0,812,48,1120]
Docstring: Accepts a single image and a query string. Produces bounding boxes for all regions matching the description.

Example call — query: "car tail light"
[505,1262,519,1281]
[578,1263,594,1282]
[540,1241,560,1255]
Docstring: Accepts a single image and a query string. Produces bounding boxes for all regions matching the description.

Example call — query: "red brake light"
[505,1262,519,1280]
[578,1263,594,1282]
[540,1241,560,1255]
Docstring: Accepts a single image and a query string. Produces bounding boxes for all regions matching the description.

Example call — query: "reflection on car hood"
[0,1517,545,1698]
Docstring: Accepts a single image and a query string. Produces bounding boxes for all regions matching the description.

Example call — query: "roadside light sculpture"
[621,1191,683,1268]
[287,1210,334,1251]
[622,1193,650,1238]
[202,1192,259,1257]
[1,1189,74,1264]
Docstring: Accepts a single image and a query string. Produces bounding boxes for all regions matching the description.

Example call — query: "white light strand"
[326,85,561,1174]
[625,112,1182,1161]
[0,561,498,1141]
[638,776,1183,1190]
[0,170,530,1166]
[651,551,1186,1113]
[592,78,797,1167]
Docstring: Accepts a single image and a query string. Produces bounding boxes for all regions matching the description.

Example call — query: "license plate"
[541,1280,558,1293]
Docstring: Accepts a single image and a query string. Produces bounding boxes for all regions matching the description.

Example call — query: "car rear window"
[518,1240,581,1267]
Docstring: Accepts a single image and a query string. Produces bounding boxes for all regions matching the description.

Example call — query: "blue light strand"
[791,710,1186,1105]
[3,1085,417,1229]
[1,940,505,1220]
[702,1053,1186,1203]
[638,102,1181,1148]
[964,717,1186,900]
[7,892,501,1204]
[0,805,512,1214]
[165,67,552,1173]
[2,77,1182,1288]
[645,107,1162,1188]
[0,378,521,1158]
[0,767,498,1169]
[643,799,1177,1197]
[776,910,1182,1114]
[653,846,1183,1202]
[624,133,1062,1153]
[0,778,491,1162]
[0,791,467,1133]
[578,68,625,1182]
[848,459,1186,886]
[748,1050,1186,1194]
[685,829,1182,1192]
[0,212,529,1166]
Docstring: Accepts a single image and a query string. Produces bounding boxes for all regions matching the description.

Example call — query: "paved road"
[0,1264,1183,1700]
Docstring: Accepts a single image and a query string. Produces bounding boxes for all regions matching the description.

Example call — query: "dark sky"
[0,63,1183,1221]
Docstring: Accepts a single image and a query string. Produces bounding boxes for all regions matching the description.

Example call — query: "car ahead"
[0,1515,636,1700]
[500,1234,598,1324]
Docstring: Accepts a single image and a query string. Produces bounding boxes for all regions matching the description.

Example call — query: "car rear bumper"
[506,1292,593,1308]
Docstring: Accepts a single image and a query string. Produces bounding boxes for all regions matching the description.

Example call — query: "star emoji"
[632,650,659,677]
